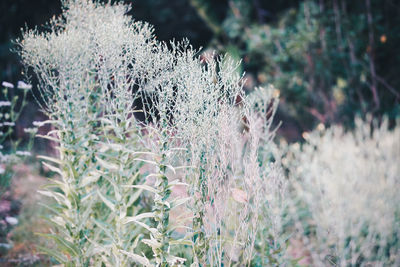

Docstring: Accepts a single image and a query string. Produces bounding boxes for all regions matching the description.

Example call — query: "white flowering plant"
[280,117,400,266]
[17,0,289,266]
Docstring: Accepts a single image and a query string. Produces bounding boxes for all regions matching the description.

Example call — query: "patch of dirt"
[1,164,51,266]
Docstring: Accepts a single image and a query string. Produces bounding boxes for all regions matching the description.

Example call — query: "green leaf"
[142,237,161,249]
[38,190,71,208]
[124,219,157,234]
[123,184,159,194]
[37,155,62,165]
[93,219,116,243]
[122,212,155,224]
[119,250,151,266]
[78,198,96,230]
[36,245,68,263]
[127,188,143,206]
[97,190,116,211]
[37,233,80,258]
[41,162,63,175]
[38,202,62,215]
[127,171,141,185]
[40,182,64,191]
[171,197,191,209]
[36,134,60,143]
[96,156,119,172]
[80,171,101,187]
[169,239,193,246]
[81,190,96,203]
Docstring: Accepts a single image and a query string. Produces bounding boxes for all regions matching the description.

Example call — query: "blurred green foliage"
[190,0,400,138]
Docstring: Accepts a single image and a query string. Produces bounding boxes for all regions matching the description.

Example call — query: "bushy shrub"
[18,0,287,266]
[190,0,400,135]
[281,117,400,266]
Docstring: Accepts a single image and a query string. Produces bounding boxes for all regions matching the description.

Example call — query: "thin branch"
[365,0,380,110]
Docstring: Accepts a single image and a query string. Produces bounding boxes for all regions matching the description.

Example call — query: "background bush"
[279,117,400,266]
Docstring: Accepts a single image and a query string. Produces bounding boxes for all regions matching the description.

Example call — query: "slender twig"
[365,0,380,110]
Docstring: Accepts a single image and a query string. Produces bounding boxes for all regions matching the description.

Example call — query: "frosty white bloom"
[2,122,15,127]
[1,81,14,88]
[0,166,4,174]
[32,121,45,127]
[5,216,18,226]
[16,151,31,157]
[0,101,11,107]
[24,127,38,134]
[17,81,32,90]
